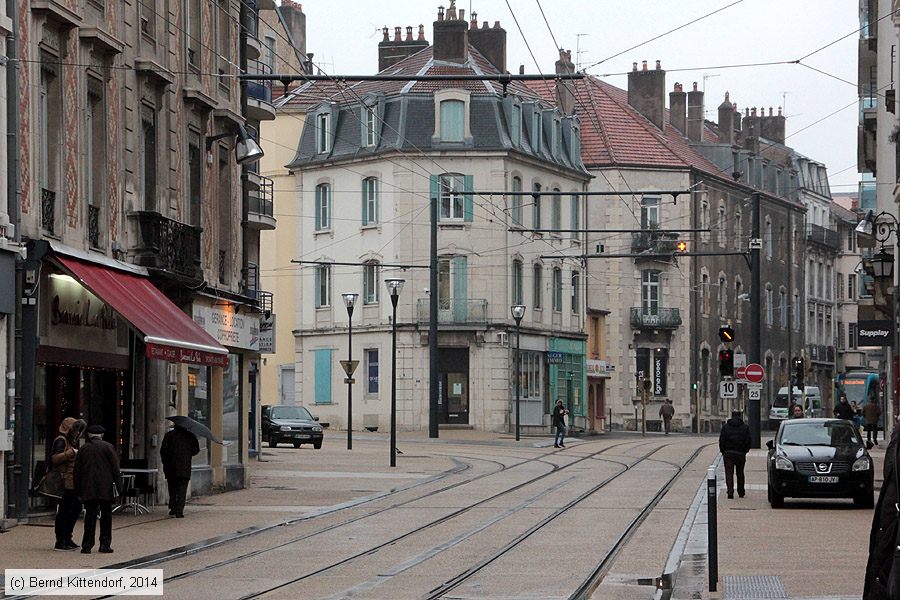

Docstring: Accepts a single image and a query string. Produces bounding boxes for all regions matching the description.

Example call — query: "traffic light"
[676,240,688,252]
[718,325,734,343]
[718,349,734,377]
[792,356,804,388]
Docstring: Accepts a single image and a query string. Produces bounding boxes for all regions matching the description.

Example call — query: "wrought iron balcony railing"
[247,175,274,219]
[88,205,101,248]
[416,298,488,325]
[128,211,202,280]
[629,307,682,329]
[630,229,680,259]
[246,59,273,104]
[806,224,840,250]
[41,188,56,234]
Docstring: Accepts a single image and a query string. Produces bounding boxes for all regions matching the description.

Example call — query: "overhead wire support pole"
[474,190,691,197]
[749,192,762,449]
[547,251,750,260]
[429,188,439,439]
[515,228,711,234]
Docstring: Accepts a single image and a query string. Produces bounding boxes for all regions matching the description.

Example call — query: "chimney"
[742,106,761,139]
[669,82,686,133]
[277,1,307,59]
[686,81,704,142]
[379,23,430,71]
[433,1,468,64]
[760,106,786,144]
[732,103,741,137]
[555,49,576,116]
[468,17,507,72]
[627,59,666,130]
[718,92,734,145]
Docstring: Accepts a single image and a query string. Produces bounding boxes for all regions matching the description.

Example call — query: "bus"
[836,371,883,429]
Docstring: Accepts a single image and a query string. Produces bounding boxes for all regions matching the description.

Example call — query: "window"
[779,225,786,261]
[365,349,379,394]
[216,0,231,82]
[642,270,660,315]
[734,279,743,321]
[86,84,106,248]
[808,260,815,295]
[314,349,333,404]
[532,183,542,229]
[837,271,844,300]
[264,36,276,71]
[640,195,660,229]
[570,194,579,233]
[217,149,232,284]
[718,204,726,246]
[519,351,543,402]
[701,199,710,241]
[440,99,465,142]
[139,0,155,38]
[718,274,727,317]
[570,123,580,161]
[553,117,562,157]
[440,174,465,220]
[141,105,158,211]
[849,323,857,349]
[826,265,832,300]
[552,267,562,311]
[847,228,856,252]
[701,272,710,314]
[551,189,562,232]
[188,131,202,227]
[362,177,378,225]
[779,289,788,328]
[765,219,773,260]
[511,176,522,227]
[766,285,774,325]
[734,211,742,250]
[532,263,543,309]
[571,271,580,314]
[315,264,331,308]
[793,293,801,330]
[848,273,856,300]
[511,104,522,145]
[363,261,380,304]
[315,183,331,230]
[186,0,201,68]
[316,112,331,153]
[531,110,542,151]
[363,106,378,147]
[512,260,523,305]
[637,348,668,397]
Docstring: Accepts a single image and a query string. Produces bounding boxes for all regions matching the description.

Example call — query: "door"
[438,348,469,424]
[438,257,468,322]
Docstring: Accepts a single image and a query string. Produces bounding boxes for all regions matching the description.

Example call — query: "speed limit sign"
[748,382,762,401]
[719,380,737,399]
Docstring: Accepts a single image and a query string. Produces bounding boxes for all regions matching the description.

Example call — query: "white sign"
[193,304,260,351]
[747,382,763,391]
[259,313,276,354]
[749,238,762,250]
[734,353,747,369]
[748,387,761,401]
[585,359,612,377]
[719,380,737,399]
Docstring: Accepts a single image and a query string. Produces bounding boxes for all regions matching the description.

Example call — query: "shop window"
[366,349,379,394]
[189,365,211,466]
[222,355,241,464]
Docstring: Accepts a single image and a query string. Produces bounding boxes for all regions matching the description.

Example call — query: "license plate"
[808,476,838,483]
[294,434,310,439]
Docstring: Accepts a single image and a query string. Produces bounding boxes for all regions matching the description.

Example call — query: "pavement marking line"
[259,470,429,479]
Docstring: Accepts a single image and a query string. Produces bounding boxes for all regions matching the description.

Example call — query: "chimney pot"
[642,60,648,71]
[670,81,687,133]
[778,106,783,116]
[382,26,389,41]
[438,6,444,21]
[483,21,489,29]
[471,11,477,26]
[418,24,426,40]
[724,91,729,101]
[751,107,757,116]
[458,8,464,21]
[519,64,525,74]
[692,81,698,92]
[493,21,501,29]
[769,106,773,116]
[406,26,413,41]
[394,27,401,41]
[744,108,749,116]
[632,62,638,71]
[655,60,661,70]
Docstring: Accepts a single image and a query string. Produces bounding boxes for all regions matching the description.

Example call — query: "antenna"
[781,91,790,117]
[576,34,589,71]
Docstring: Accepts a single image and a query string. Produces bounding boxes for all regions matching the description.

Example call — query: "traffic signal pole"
[749,192,762,449]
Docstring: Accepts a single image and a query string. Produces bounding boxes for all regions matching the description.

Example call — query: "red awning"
[56,256,229,367]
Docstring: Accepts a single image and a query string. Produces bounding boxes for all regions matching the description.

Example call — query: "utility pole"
[429,188,439,438]
[749,192,761,449]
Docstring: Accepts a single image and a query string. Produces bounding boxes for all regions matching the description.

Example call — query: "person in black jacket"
[719,410,751,499]
[74,425,121,554]
[552,400,568,448]
[864,420,899,600]
[834,394,854,420]
[160,424,200,518]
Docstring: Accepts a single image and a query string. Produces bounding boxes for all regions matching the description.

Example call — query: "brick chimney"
[760,106,786,144]
[469,15,506,72]
[555,49,576,116]
[627,60,666,131]
[433,1,468,64]
[669,82,686,133]
[732,103,741,137]
[378,23,430,71]
[718,92,734,145]
[686,82,704,142]
[277,1,307,60]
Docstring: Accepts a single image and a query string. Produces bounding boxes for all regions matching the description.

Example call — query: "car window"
[780,422,860,446]
[271,406,313,420]
[773,394,790,408]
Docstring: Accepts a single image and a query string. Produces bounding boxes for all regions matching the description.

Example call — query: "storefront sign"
[259,313,276,354]
[193,304,260,351]
[45,273,125,354]
[546,351,564,364]
[857,320,894,347]
[654,354,667,396]
[585,359,611,378]
[147,343,229,367]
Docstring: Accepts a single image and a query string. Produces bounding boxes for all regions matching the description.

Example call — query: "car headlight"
[775,456,794,471]
[313,426,323,432]
[853,457,871,472]
[280,425,292,432]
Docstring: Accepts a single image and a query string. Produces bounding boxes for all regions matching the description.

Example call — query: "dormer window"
[440,100,464,142]
[511,103,522,145]
[316,112,331,153]
[364,106,377,146]
[552,117,562,157]
[530,110,542,151]
[569,122,580,161]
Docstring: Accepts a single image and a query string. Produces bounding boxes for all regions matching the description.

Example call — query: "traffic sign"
[339,360,360,377]
[719,380,737,399]
[748,386,761,401]
[734,353,747,369]
[735,366,747,381]
[744,363,765,383]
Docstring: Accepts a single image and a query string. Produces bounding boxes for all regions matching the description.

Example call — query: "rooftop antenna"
[781,91,791,118]
[702,73,720,118]
[576,33,589,71]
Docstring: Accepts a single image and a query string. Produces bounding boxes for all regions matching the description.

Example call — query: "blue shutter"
[361,179,368,226]
[360,107,367,147]
[314,267,322,307]
[314,349,333,404]
[430,175,439,221]
[315,185,322,230]
[452,256,467,321]
[463,175,474,222]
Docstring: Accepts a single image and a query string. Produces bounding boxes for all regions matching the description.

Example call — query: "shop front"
[548,338,586,431]
[585,359,612,432]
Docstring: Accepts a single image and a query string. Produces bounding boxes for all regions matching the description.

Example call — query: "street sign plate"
[734,353,747,369]
[339,360,360,377]
[748,387,761,401]
[749,238,762,250]
[735,366,748,381]
[745,363,765,383]
[343,377,355,384]
[719,380,737,399]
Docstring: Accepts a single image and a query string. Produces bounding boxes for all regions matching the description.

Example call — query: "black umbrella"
[166,415,224,445]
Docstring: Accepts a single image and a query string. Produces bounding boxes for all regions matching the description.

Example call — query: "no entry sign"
[745,363,765,383]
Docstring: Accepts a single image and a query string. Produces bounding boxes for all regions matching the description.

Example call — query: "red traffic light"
[676,241,688,252]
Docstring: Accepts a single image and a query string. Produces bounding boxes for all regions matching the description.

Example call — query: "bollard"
[608,408,612,433]
[707,465,718,592]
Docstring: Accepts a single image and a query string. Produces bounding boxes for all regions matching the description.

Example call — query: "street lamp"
[510,304,525,441]
[385,278,405,467]
[341,292,359,450]
[870,249,895,280]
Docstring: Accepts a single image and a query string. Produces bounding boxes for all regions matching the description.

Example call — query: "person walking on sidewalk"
[718,410,751,499]
[552,400,568,448]
[863,401,882,446]
[160,423,200,518]
[659,399,675,434]
[864,419,900,599]
[834,394,854,420]
[51,417,86,551]
[74,425,121,554]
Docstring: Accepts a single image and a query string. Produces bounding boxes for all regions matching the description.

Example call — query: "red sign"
[147,343,229,368]
[736,366,748,380]
[745,363,765,383]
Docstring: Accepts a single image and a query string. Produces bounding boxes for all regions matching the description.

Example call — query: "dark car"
[766,417,873,509]
[262,405,324,449]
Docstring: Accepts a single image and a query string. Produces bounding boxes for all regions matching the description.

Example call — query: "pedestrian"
[74,425,121,554]
[834,394,854,420]
[552,399,568,448]
[864,419,900,599]
[50,417,86,551]
[160,423,200,518]
[659,399,675,434]
[790,404,804,419]
[718,410,751,500]
[863,401,882,446]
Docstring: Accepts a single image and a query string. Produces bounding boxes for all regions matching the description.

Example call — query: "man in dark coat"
[863,401,882,445]
[552,400,568,448]
[659,400,675,434]
[718,410,751,499]
[74,425,121,554]
[834,394,854,420]
[865,422,899,599]
[160,424,199,518]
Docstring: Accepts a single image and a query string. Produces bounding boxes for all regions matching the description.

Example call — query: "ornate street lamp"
[510,304,525,441]
[385,278,405,467]
[871,249,895,280]
[341,293,359,450]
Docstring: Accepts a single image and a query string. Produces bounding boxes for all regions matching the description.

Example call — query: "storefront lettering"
[50,295,117,330]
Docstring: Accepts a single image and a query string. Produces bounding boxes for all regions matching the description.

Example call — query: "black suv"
[261,405,324,449]
[766,418,873,508]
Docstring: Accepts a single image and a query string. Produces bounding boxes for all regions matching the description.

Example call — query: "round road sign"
[736,366,748,380]
[745,363,764,383]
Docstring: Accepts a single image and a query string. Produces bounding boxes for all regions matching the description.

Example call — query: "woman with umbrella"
[160,419,200,518]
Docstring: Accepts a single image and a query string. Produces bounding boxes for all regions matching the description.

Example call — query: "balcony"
[128,211,202,282]
[246,174,275,230]
[808,344,836,364]
[416,298,488,326]
[629,307,682,330]
[243,5,261,61]
[806,224,840,250]
[246,59,275,121]
[41,188,56,235]
[630,229,680,263]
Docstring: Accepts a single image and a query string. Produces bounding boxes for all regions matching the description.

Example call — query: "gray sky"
[298,1,859,195]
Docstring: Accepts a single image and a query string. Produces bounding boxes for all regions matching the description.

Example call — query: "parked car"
[261,405,324,449]
[768,386,822,430]
[766,417,873,508]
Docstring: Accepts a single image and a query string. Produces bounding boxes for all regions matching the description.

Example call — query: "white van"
[768,386,823,429]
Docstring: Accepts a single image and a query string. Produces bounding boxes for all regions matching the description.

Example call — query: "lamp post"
[341,293,358,451]
[385,278,405,467]
[511,304,525,441]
